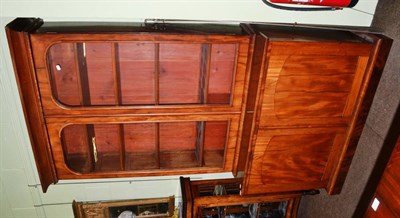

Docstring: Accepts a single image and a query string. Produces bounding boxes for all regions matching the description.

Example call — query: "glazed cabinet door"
[243,27,386,195]
[30,35,250,115]
[47,118,240,178]
[31,33,251,180]
[6,18,253,191]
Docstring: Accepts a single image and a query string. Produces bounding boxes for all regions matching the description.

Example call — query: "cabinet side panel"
[5,27,57,192]
[328,35,393,194]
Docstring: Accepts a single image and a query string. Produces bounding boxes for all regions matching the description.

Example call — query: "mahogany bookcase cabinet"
[6,18,391,194]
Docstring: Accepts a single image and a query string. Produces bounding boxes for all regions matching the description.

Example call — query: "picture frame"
[72,196,175,218]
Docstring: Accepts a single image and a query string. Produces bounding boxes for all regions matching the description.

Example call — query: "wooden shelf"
[66,149,226,173]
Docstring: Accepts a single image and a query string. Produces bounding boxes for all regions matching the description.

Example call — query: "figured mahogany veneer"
[6,18,391,195]
[241,25,392,195]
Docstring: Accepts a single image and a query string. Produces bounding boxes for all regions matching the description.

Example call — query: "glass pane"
[197,181,241,197]
[47,42,236,107]
[208,44,236,104]
[61,121,228,174]
[159,122,199,168]
[85,43,116,105]
[119,42,156,105]
[108,201,170,218]
[124,123,158,170]
[258,202,287,218]
[62,125,92,172]
[201,202,287,218]
[204,121,228,167]
[62,124,122,173]
[159,44,201,104]
[47,43,82,106]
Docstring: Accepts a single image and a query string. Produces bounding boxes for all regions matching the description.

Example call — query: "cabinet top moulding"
[7,18,252,36]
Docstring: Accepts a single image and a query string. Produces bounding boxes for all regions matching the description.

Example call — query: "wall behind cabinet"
[0,1,378,217]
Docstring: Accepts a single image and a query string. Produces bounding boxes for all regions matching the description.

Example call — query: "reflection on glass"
[202,201,287,218]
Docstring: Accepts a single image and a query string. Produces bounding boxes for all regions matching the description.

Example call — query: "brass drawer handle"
[92,137,98,163]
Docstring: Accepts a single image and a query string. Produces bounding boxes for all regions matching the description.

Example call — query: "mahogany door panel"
[259,41,372,128]
[243,127,347,194]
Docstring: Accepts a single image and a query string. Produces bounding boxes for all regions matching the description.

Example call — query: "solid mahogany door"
[243,25,379,195]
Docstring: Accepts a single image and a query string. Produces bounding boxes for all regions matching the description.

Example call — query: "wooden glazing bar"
[113,43,123,104]
[75,43,96,171]
[154,43,161,168]
[75,43,91,106]
[155,43,160,105]
[197,44,212,167]
[117,125,126,170]
[112,43,126,170]
[199,44,211,104]
[195,121,205,167]
[155,123,160,168]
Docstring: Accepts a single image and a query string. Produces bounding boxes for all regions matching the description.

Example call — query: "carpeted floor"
[298,1,400,217]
